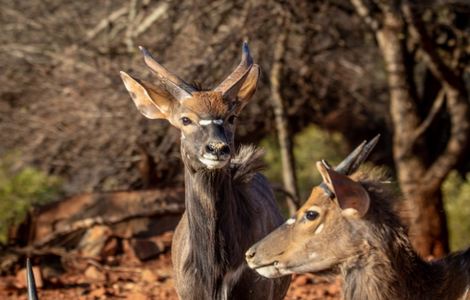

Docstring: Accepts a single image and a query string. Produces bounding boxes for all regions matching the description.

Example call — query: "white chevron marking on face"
[285,218,296,225]
[199,119,224,126]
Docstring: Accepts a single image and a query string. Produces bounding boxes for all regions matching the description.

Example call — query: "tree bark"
[270,17,300,215]
[407,189,449,257]
[351,0,469,257]
[375,8,448,257]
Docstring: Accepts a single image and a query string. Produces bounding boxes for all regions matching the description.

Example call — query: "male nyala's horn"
[139,46,194,101]
[214,41,254,99]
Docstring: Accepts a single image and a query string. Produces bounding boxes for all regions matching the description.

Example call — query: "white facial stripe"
[199,120,212,125]
[314,223,324,235]
[285,218,296,225]
[199,119,224,126]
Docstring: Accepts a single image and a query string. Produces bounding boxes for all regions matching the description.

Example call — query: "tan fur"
[180,92,232,117]
[247,167,470,300]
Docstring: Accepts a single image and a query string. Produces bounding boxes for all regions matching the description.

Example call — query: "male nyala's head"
[120,43,260,170]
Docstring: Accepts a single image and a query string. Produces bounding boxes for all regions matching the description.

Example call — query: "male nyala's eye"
[228,115,237,124]
[181,117,192,126]
[305,210,319,221]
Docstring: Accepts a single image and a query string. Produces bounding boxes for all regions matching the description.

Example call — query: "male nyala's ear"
[316,161,370,218]
[120,71,174,120]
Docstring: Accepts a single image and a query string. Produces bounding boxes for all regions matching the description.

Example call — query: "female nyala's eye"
[305,210,319,221]
[228,115,237,124]
[181,117,192,126]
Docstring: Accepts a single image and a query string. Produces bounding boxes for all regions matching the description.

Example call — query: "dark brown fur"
[341,171,470,300]
[172,146,290,300]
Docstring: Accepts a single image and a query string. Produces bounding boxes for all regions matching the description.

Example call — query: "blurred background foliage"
[262,125,346,201]
[443,171,470,251]
[0,154,62,243]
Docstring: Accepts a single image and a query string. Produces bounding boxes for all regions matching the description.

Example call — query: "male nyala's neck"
[182,165,246,297]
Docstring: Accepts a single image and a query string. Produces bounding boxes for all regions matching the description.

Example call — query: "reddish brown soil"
[1,240,341,299]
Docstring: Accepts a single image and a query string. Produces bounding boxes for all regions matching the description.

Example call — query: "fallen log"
[9,187,184,248]
[2,188,184,274]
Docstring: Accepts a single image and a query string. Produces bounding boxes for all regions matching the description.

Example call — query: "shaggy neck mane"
[181,146,263,298]
[341,171,470,300]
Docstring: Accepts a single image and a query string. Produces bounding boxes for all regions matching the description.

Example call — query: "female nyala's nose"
[245,247,256,260]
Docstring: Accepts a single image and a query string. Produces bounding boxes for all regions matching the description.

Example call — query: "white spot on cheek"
[285,218,296,225]
[314,223,324,235]
[213,119,224,125]
[309,252,318,259]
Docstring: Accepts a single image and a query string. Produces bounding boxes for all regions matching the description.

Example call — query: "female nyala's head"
[246,136,382,277]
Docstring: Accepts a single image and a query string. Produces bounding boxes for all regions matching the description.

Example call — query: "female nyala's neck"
[341,224,440,300]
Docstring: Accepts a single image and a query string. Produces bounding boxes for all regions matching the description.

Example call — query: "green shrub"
[0,155,62,243]
[443,171,470,251]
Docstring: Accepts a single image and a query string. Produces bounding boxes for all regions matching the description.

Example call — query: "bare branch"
[134,2,170,37]
[350,0,381,31]
[402,2,465,92]
[412,88,446,140]
[270,13,300,213]
[1,44,100,76]
[125,0,138,53]
[422,85,469,190]
[3,7,43,30]
[85,6,128,41]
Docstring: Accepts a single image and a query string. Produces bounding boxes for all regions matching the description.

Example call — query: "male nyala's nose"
[205,142,230,157]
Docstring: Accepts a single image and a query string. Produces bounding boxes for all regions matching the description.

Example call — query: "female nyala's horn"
[320,134,380,196]
[26,258,38,300]
[139,46,194,101]
[214,41,254,99]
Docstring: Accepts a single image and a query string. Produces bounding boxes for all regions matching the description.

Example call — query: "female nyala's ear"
[120,71,174,120]
[316,161,370,217]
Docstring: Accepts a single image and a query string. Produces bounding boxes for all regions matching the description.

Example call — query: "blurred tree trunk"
[351,0,469,257]
[270,14,300,214]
